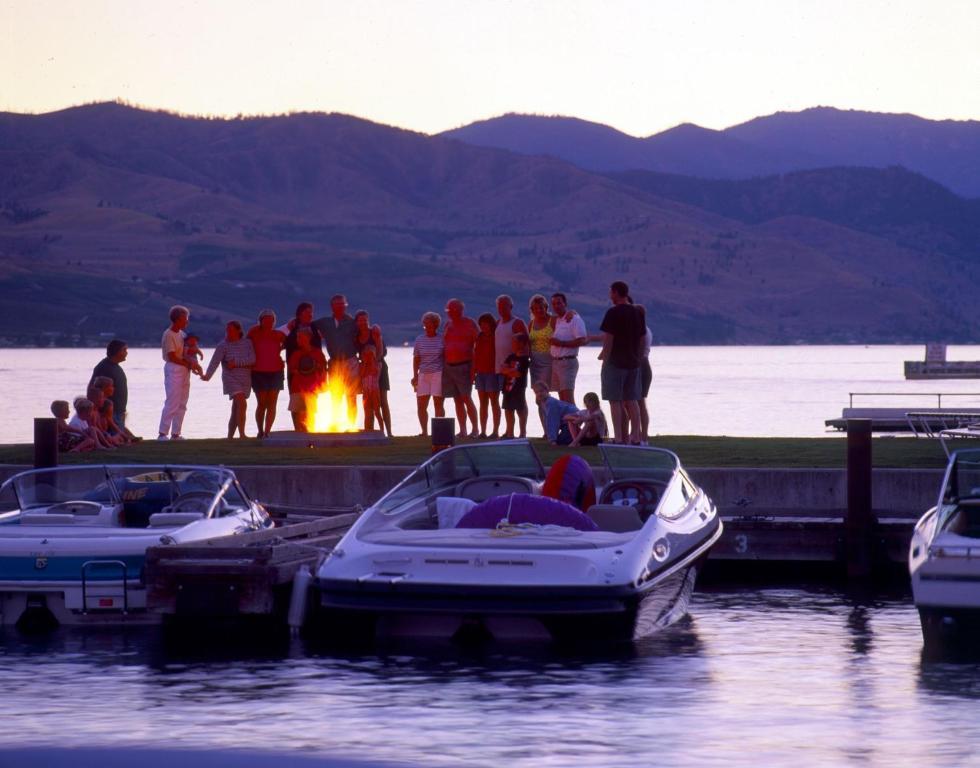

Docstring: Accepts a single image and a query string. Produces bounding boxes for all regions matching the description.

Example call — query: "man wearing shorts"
[599,281,644,444]
[549,292,587,404]
[442,298,480,439]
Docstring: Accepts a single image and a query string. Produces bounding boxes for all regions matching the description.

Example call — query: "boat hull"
[315,554,705,645]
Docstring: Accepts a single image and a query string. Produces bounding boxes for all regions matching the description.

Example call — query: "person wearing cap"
[158,304,201,440]
[313,294,359,423]
[247,308,286,438]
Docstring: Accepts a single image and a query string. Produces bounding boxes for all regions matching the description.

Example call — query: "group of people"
[157,295,393,440]
[50,339,140,453]
[410,281,651,446]
[52,280,650,446]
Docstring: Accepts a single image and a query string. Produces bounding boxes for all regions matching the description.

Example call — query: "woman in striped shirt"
[203,320,256,438]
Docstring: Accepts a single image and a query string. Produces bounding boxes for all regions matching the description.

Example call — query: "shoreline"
[0,434,956,470]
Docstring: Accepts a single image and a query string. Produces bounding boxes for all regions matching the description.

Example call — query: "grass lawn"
[0,435,960,469]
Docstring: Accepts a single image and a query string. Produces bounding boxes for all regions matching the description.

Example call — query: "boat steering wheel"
[600,481,659,518]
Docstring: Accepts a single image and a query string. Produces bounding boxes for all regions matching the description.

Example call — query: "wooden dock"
[145,507,359,619]
[710,509,914,575]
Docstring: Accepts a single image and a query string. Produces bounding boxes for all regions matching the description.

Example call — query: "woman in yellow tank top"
[528,294,554,391]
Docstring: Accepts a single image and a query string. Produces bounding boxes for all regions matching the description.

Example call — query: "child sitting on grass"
[92,376,137,443]
[532,381,578,445]
[286,328,327,431]
[70,397,115,450]
[359,343,385,433]
[87,384,126,446]
[564,391,609,446]
[51,400,95,453]
[500,332,530,439]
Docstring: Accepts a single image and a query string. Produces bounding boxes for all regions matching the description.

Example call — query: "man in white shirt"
[548,292,587,404]
[158,305,201,440]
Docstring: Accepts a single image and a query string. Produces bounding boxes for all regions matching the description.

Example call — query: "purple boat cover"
[455,493,599,531]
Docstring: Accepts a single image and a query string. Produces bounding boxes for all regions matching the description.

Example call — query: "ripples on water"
[0,588,977,766]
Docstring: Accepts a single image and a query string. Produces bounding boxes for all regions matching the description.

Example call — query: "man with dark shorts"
[599,281,644,444]
[313,294,359,422]
[442,298,480,438]
[90,339,130,431]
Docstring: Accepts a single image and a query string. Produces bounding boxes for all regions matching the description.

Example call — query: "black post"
[34,417,58,469]
[845,418,873,580]
[431,417,455,453]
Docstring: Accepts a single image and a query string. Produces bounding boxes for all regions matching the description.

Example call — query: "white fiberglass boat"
[0,465,271,628]
[910,448,980,644]
[313,440,721,643]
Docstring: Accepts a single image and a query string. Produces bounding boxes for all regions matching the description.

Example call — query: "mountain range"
[442,108,980,198]
[1,103,978,346]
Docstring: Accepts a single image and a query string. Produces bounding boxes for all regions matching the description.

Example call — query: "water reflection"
[0,590,978,767]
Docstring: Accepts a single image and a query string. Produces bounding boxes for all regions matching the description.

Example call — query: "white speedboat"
[910,448,980,644]
[313,440,721,643]
[0,465,271,628]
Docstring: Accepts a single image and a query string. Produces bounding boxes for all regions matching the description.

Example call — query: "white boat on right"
[909,448,980,645]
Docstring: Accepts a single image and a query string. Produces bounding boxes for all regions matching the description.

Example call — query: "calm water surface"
[0,588,977,766]
[7,345,980,443]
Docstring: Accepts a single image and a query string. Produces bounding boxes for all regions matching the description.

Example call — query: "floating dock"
[145,506,359,620]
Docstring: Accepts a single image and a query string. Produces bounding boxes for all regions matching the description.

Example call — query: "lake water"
[7,345,980,443]
[0,588,977,766]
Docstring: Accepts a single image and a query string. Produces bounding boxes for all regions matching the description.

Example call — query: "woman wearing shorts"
[411,311,445,436]
[247,308,286,438]
[527,294,554,390]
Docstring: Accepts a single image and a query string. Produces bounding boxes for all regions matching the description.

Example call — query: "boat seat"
[586,504,644,533]
[148,511,205,527]
[455,476,536,502]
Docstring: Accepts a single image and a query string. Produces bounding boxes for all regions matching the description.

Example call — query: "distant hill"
[1,103,979,346]
[442,108,980,197]
[607,166,980,260]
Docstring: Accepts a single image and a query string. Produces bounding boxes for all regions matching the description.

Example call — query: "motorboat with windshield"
[910,448,980,644]
[313,440,721,643]
[0,465,271,628]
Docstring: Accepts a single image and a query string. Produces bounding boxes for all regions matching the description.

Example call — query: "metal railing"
[848,392,980,408]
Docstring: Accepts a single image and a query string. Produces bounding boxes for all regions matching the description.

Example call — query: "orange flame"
[307,373,359,433]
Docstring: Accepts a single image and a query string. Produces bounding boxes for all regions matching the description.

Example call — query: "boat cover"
[456,493,598,531]
[541,454,596,511]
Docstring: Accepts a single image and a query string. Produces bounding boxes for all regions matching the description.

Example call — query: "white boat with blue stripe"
[0,465,271,628]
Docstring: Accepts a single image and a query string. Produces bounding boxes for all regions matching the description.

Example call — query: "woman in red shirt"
[247,308,286,438]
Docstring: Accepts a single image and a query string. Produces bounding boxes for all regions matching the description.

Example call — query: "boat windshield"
[5,466,242,513]
[374,441,545,515]
[599,445,679,482]
[943,450,980,503]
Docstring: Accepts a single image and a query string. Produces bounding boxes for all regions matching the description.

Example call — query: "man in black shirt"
[90,339,130,429]
[598,281,644,444]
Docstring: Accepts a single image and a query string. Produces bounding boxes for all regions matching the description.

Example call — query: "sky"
[1,0,978,136]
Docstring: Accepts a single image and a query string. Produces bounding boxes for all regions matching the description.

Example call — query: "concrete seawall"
[0,464,943,516]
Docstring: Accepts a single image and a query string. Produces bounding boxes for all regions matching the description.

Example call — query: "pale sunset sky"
[1,0,977,135]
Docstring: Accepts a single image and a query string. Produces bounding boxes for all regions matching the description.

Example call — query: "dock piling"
[845,419,874,579]
[33,417,58,469]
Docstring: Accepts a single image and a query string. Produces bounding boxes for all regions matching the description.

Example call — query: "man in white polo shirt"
[549,292,587,404]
